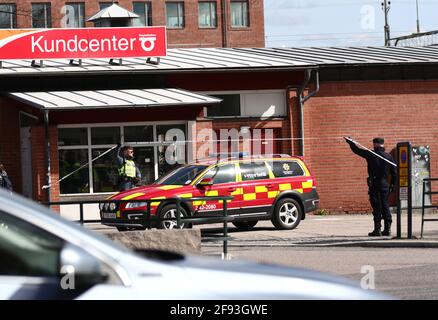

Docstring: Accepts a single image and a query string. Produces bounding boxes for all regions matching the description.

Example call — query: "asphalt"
[198,212,438,248]
[87,212,438,248]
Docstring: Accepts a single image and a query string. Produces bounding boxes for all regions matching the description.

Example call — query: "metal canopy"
[87,3,139,21]
[2,46,438,76]
[7,88,221,110]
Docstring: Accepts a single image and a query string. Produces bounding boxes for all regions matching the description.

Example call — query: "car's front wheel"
[232,220,258,231]
[158,204,189,230]
[271,198,302,230]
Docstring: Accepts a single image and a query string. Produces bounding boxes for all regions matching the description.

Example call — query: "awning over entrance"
[7,88,221,110]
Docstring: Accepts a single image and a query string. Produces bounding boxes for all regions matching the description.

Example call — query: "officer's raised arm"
[344,136,369,159]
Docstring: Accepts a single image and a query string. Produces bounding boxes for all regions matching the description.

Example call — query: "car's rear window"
[271,161,305,178]
[240,162,270,181]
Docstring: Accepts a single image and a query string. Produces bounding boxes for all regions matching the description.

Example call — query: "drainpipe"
[296,69,320,156]
[221,0,228,47]
[44,110,51,203]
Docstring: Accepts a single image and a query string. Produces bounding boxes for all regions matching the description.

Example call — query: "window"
[59,149,90,194]
[206,91,286,118]
[99,2,117,10]
[0,210,63,277]
[58,123,187,194]
[231,0,249,27]
[64,3,85,28]
[32,3,52,28]
[207,94,241,117]
[58,128,87,146]
[133,2,152,26]
[0,4,16,29]
[271,161,305,178]
[166,2,184,28]
[240,162,270,181]
[203,164,236,184]
[198,1,216,28]
[156,165,208,185]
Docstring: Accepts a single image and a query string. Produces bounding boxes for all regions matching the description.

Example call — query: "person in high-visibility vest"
[116,145,141,191]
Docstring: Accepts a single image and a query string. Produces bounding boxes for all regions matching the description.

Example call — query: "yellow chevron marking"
[295,189,304,194]
[231,188,243,196]
[256,186,268,193]
[279,184,291,191]
[302,180,313,189]
[268,191,279,198]
[158,185,183,190]
[121,192,145,200]
[205,190,219,197]
[116,210,120,218]
[151,196,166,207]
[244,193,257,201]
[193,201,206,206]
[178,193,193,198]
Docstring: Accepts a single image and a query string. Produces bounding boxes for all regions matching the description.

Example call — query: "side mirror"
[198,177,213,187]
[60,243,108,288]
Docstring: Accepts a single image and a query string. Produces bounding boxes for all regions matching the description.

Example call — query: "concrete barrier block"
[105,229,201,254]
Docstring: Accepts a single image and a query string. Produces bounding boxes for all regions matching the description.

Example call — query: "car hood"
[108,185,190,201]
[107,250,393,300]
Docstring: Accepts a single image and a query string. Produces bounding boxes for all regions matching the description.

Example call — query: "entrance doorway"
[19,112,38,198]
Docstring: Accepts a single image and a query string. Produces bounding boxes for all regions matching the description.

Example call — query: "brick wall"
[13,0,264,48]
[30,125,59,204]
[303,80,438,213]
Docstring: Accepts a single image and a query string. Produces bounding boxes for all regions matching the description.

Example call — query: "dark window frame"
[64,2,86,28]
[0,3,17,29]
[166,1,185,29]
[230,0,249,28]
[198,1,217,29]
[133,1,153,26]
[32,2,52,28]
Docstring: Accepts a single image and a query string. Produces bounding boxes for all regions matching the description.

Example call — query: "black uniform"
[346,139,397,226]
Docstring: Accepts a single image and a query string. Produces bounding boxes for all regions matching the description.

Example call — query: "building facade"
[0,46,438,217]
[0,0,265,47]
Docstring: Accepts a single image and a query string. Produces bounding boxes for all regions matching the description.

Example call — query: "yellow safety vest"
[119,160,136,178]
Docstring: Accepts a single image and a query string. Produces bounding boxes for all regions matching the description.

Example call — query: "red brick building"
[0,0,264,47]
[1,46,438,217]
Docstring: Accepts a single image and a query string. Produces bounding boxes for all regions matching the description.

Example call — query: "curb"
[202,240,438,249]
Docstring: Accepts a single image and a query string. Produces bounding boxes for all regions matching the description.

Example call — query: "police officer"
[116,144,141,191]
[345,137,397,236]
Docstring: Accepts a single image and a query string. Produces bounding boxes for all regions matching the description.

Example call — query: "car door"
[195,163,242,216]
[0,210,78,299]
[238,161,275,216]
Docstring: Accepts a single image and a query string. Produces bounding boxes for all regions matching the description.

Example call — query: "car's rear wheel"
[158,204,189,230]
[232,220,258,231]
[271,198,302,230]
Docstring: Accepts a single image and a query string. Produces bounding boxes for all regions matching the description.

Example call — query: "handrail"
[44,196,234,259]
[421,178,438,239]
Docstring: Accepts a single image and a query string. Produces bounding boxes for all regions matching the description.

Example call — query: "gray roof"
[8,88,221,110]
[2,46,438,76]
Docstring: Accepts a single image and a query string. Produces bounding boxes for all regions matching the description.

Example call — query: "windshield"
[155,165,209,185]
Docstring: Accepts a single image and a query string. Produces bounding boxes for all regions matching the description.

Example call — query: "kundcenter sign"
[0,27,167,60]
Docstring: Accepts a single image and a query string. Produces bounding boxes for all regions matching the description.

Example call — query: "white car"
[0,189,391,300]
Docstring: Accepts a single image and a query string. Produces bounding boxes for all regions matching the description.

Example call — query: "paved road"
[197,215,438,300]
[90,213,438,299]
[202,246,438,299]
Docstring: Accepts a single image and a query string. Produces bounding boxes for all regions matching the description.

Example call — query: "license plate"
[103,212,116,219]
